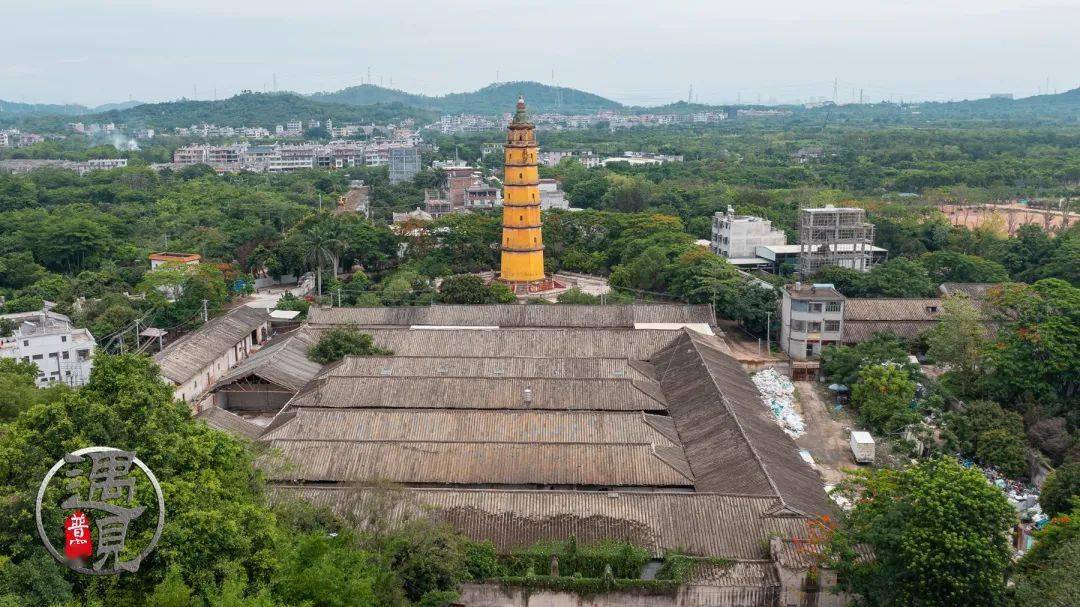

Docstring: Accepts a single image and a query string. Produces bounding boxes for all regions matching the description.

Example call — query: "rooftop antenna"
[367,66,372,85]
[273,72,277,92]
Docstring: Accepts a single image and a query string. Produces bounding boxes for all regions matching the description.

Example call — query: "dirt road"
[793,381,855,486]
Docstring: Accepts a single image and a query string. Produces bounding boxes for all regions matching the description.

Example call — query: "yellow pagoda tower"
[499,96,546,286]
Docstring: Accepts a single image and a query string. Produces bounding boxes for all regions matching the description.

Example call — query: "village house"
[153,306,271,404]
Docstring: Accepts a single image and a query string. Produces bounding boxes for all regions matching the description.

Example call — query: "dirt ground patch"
[792,381,860,486]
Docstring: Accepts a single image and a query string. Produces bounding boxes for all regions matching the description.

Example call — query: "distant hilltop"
[310,81,624,115]
[2,82,1078,129]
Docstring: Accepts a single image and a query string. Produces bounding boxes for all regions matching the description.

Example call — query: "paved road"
[793,380,855,486]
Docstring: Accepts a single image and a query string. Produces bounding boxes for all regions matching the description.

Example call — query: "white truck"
[850,431,876,464]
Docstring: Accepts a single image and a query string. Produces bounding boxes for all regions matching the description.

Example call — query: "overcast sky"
[2,0,1078,107]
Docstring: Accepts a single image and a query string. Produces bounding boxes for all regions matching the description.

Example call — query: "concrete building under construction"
[797,205,877,276]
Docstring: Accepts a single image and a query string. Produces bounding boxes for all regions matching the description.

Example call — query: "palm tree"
[301,214,345,297]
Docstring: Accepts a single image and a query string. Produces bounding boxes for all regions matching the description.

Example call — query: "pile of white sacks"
[751,368,806,438]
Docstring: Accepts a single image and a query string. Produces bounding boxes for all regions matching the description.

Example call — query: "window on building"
[825,301,841,312]
[77,350,90,361]
[32,354,43,360]
[48,352,58,358]
[23,340,29,347]
[62,351,70,359]
[825,320,841,332]
[791,320,806,332]
[809,302,823,313]
[808,321,822,332]
[61,335,67,342]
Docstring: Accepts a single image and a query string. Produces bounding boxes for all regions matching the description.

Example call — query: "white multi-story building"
[0,309,96,386]
[779,283,845,361]
[286,119,303,134]
[538,178,569,210]
[711,207,787,259]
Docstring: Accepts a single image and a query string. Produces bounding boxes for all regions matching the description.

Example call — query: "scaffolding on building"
[797,206,876,277]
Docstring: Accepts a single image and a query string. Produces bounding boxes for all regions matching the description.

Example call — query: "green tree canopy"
[1040,463,1080,518]
[851,362,919,434]
[831,458,1015,607]
[307,326,393,364]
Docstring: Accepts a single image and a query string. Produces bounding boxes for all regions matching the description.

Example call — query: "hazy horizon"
[2,0,1078,107]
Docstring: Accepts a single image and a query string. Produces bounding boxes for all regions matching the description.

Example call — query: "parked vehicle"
[850,431,875,464]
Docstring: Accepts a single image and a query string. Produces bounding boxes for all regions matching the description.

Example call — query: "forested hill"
[0,99,142,118]
[11,92,439,131]
[311,81,624,115]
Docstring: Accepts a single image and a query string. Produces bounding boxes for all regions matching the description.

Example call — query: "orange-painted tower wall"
[499,96,545,283]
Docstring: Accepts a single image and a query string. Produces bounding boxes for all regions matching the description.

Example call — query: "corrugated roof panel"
[264,441,694,487]
[307,304,715,328]
[271,487,810,559]
[154,307,269,384]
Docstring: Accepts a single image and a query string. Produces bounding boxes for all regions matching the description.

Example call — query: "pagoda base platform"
[493,275,567,296]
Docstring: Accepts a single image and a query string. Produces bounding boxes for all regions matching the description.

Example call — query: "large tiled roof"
[264,441,694,487]
[154,307,269,384]
[271,487,812,559]
[325,355,652,381]
[287,376,667,411]
[843,298,944,321]
[842,298,945,343]
[263,409,680,446]
[261,306,830,558]
[194,406,263,439]
[652,331,832,517]
[208,330,323,392]
[307,303,715,328]
[355,327,688,359]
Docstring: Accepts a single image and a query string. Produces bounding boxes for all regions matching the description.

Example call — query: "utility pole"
[765,311,772,354]
[202,299,209,323]
[133,318,140,350]
[859,88,864,104]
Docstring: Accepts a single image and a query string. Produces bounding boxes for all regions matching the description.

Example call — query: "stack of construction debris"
[751,368,805,438]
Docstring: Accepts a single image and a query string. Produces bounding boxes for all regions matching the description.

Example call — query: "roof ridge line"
[267,483,783,499]
[684,331,786,505]
[650,442,696,483]
[266,438,669,447]
[321,374,640,381]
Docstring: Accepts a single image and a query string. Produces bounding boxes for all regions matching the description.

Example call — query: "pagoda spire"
[512,94,529,124]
